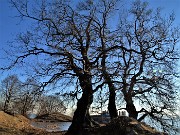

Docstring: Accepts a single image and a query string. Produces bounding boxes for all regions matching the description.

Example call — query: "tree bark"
[107,82,118,119]
[66,74,95,135]
[101,53,118,119]
[3,95,11,113]
[125,96,138,119]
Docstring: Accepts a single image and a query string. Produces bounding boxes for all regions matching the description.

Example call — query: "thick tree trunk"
[125,97,138,119]
[102,68,118,119]
[100,34,118,119]
[101,57,118,119]
[108,83,118,119]
[65,75,95,135]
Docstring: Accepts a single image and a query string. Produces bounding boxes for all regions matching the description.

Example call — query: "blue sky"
[0,0,180,117]
[0,0,180,78]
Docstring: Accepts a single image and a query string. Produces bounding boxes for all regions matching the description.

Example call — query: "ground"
[0,111,65,135]
[82,116,168,135]
[0,111,168,135]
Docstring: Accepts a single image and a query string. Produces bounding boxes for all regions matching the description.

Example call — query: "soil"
[0,111,65,135]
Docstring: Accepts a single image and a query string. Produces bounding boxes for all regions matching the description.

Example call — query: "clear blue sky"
[0,0,180,78]
[0,0,180,117]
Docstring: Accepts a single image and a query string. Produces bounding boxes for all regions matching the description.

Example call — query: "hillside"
[0,111,43,134]
[0,111,65,135]
[82,116,168,135]
[35,112,72,122]
[0,111,168,135]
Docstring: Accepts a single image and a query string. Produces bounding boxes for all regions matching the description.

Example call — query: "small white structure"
[118,109,129,117]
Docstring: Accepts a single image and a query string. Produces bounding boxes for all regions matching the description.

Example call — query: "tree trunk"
[22,96,28,116]
[100,32,118,119]
[66,75,95,135]
[103,67,118,119]
[108,83,118,119]
[3,96,10,113]
[125,96,138,119]
[102,56,118,119]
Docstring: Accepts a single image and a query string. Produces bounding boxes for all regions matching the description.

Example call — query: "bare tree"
[90,0,180,133]
[13,78,41,116]
[4,0,118,134]
[37,95,66,115]
[0,75,21,114]
[111,0,180,133]
[98,0,119,119]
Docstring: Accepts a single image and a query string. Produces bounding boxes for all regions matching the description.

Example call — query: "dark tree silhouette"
[112,0,180,133]
[5,0,119,134]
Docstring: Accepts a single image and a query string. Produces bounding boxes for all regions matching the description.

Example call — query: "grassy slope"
[0,111,47,135]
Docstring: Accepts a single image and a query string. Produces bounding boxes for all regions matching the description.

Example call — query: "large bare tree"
[4,0,119,134]
[112,0,180,133]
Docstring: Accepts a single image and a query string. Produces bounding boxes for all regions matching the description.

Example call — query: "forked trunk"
[101,40,118,119]
[102,61,118,119]
[125,97,138,119]
[66,75,95,135]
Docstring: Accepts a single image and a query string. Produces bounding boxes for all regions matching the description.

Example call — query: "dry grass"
[0,111,49,135]
[0,111,30,130]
